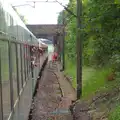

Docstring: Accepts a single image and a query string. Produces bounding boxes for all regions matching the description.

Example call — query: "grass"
[65,57,120,119]
[82,67,112,98]
[109,105,120,120]
[64,58,115,99]
[64,59,77,88]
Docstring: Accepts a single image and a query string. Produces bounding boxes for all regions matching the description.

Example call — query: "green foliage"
[58,1,120,117]
[64,59,113,99]
[58,0,120,70]
[57,11,63,24]
[64,55,77,88]
[109,105,120,120]
[110,54,120,71]
[82,67,112,98]
[83,1,120,66]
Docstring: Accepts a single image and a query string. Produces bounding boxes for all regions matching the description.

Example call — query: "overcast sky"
[9,0,68,24]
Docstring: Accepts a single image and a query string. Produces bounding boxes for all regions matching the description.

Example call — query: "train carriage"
[0,0,48,120]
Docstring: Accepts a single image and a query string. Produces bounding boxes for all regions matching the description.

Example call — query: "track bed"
[29,62,73,120]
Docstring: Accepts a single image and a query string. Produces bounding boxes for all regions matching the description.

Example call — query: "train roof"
[38,38,53,45]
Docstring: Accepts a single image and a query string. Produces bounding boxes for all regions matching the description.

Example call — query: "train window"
[6,12,11,34]
[20,44,25,86]
[17,25,20,41]
[0,4,4,32]
[26,42,30,79]
[3,0,10,31]
[18,27,22,41]
[4,12,8,33]
[24,45,27,79]
[23,30,25,41]
[17,44,22,93]
[2,6,6,33]
[15,22,18,39]
[8,15,13,36]
[11,43,18,103]
[12,20,17,38]
[8,14,11,35]
[22,45,25,84]
[0,41,11,120]
[0,2,2,31]
[23,45,26,82]
[27,46,30,77]
[27,45,30,77]
[4,11,8,33]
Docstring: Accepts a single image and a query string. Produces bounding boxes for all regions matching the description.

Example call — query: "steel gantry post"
[76,0,82,99]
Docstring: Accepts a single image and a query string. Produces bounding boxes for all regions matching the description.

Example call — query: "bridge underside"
[26,24,64,55]
[26,24,64,41]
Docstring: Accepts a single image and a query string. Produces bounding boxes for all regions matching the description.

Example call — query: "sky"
[9,0,69,24]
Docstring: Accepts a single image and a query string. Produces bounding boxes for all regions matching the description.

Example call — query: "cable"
[55,0,77,18]
[26,0,77,17]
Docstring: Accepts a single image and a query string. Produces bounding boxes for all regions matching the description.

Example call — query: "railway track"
[28,61,73,120]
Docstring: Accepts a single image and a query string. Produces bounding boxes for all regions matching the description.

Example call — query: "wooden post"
[76,0,82,99]
[62,12,65,70]
[60,12,65,71]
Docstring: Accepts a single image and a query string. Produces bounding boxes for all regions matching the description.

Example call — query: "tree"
[57,11,63,24]
[58,0,120,70]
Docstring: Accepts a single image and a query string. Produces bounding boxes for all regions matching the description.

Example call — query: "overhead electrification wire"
[55,0,77,18]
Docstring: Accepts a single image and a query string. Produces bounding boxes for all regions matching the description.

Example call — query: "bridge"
[26,24,64,41]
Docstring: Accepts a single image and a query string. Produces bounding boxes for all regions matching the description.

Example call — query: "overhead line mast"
[76,0,82,99]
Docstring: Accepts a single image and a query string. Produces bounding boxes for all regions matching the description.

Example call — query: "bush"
[110,54,120,71]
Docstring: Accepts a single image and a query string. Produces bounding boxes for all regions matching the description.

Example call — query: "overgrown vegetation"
[58,0,120,95]
[109,105,120,120]
[58,0,120,118]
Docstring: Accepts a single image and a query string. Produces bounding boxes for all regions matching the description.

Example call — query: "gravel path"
[30,62,73,120]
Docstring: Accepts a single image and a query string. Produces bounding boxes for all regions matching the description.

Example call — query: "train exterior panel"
[0,0,48,120]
